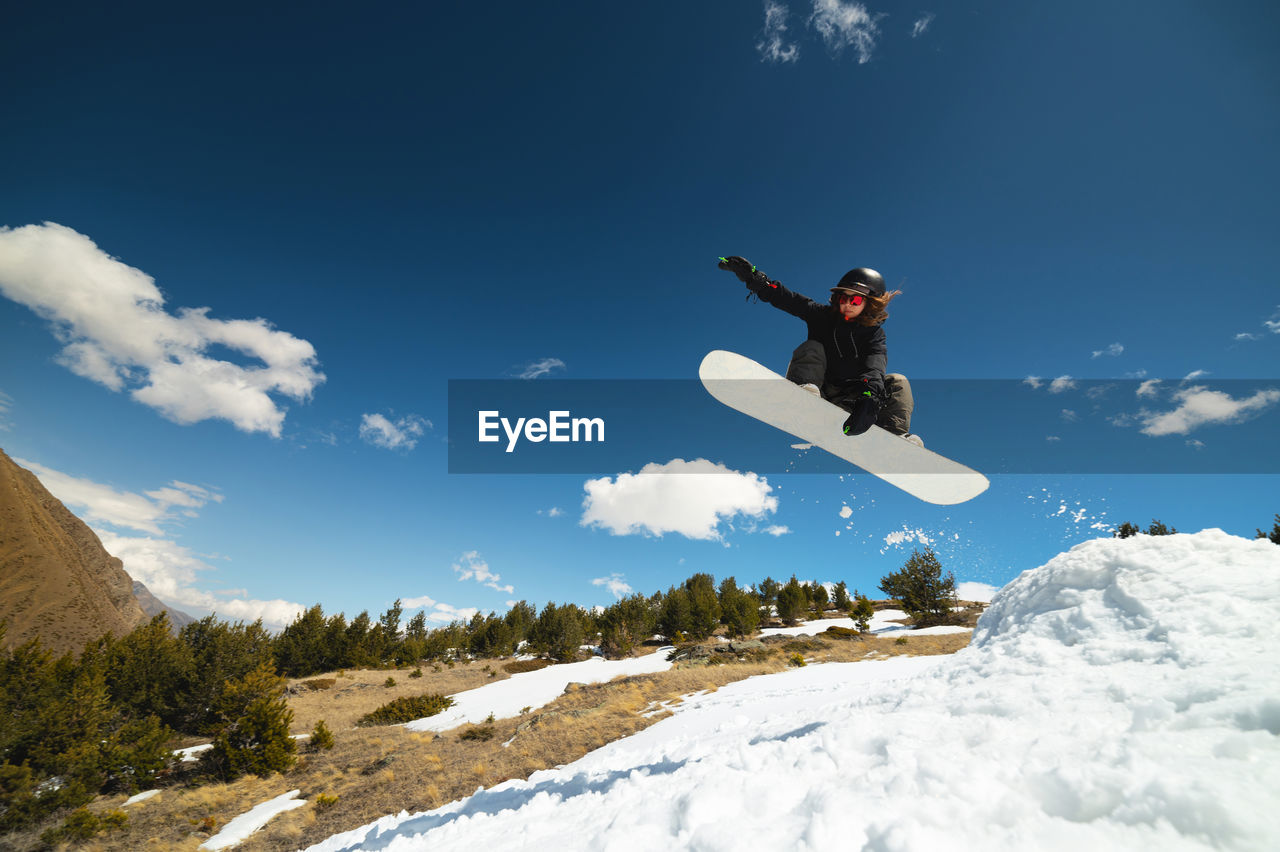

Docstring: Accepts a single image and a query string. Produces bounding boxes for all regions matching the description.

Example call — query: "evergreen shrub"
[357,694,454,727]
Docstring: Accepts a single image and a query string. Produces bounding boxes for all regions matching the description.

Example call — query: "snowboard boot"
[902,433,924,448]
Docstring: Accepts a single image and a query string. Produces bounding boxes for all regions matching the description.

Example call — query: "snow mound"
[309,531,1280,852]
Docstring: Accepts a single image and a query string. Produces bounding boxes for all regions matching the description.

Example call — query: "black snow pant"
[784,340,914,435]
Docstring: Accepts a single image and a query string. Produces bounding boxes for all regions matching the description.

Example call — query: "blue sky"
[1,1,1277,629]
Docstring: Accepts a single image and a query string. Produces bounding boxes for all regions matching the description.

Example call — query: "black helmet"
[830,267,885,298]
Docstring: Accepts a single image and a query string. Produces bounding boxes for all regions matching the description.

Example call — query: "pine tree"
[1114,522,1140,539]
[309,719,335,751]
[657,586,693,641]
[684,573,721,639]
[104,614,192,729]
[274,604,328,677]
[718,577,760,638]
[1255,514,1280,544]
[809,582,830,615]
[851,594,876,634]
[203,662,296,780]
[528,603,586,662]
[775,577,806,625]
[832,581,851,612]
[599,595,658,658]
[757,577,780,607]
[878,549,957,626]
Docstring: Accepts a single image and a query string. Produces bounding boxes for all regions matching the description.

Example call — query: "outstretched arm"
[717,256,825,321]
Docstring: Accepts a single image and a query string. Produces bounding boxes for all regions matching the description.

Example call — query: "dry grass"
[288,660,510,732]
[22,632,969,852]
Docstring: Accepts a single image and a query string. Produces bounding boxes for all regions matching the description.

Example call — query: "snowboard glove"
[718,256,773,295]
[842,390,880,436]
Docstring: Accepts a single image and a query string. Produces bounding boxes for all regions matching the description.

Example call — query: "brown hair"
[830,289,902,326]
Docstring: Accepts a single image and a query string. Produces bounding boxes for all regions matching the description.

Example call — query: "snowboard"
[699,350,988,505]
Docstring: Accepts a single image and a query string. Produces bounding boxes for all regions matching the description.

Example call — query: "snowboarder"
[717,256,922,446]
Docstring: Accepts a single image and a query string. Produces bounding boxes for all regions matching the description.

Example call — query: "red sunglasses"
[836,293,865,306]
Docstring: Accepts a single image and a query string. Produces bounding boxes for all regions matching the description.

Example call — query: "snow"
[307,531,1280,851]
[200,789,306,850]
[760,610,971,637]
[404,647,675,733]
[955,580,998,602]
[123,789,159,805]
[176,743,213,762]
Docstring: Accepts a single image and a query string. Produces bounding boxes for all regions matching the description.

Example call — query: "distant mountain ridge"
[0,448,193,653]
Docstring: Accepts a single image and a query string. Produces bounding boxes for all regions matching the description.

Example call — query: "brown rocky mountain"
[0,447,171,654]
[133,579,198,631]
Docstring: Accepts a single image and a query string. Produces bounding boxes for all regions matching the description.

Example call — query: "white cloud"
[1138,386,1280,436]
[1091,343,1124,359]
[808,0,881,63]
[1060,409,1079,422]
[453,551,515,595]
[359,412,431,450]
[19,457,301,629]
[515,358,566,379]
[17,458,219,536]
[0,389,12,430]
[0,223,324,436]
[1236,332,1261,342]
[424,603,480,624]
[580,458,778,541]
[1183,369,1210,382]
[758,1,800,63]
[592,574,634,599]
[1048,375,1077,394]
[911,13,936,38]
[1046,435,1062,442]
[1136,379,1163,399]
[1022,376,1044,390]
[96,531,303,629]
[765,525,791,536]
[401,594,438,610]
[538,507,564,518]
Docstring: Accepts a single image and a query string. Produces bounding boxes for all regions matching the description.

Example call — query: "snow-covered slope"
[309,531,1280,851]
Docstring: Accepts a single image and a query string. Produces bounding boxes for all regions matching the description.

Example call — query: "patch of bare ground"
[47,633,967,852]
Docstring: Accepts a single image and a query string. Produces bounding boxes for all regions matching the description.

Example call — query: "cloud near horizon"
[580,458,779,541]
[400,595,480,625]
[18,456,303,629]
[97,531,304,629]
[0,223,324,437]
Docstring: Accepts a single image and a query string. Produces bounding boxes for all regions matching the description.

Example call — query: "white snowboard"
[699,350,989,505]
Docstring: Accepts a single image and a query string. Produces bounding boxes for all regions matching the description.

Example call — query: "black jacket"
[755,279,887,394]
